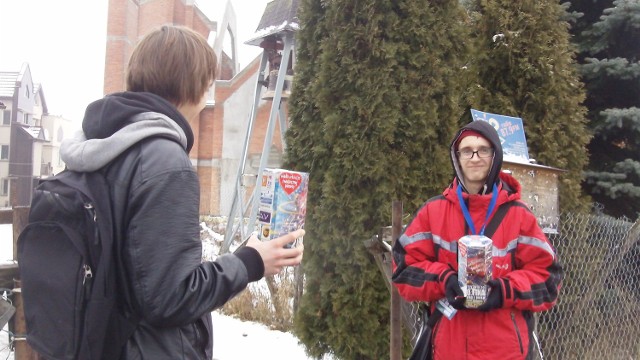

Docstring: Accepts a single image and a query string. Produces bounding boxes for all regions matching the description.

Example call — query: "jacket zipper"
[85,202,99,245]
[511,312,524,354]
[430,315,442,357]
[82,264,93,284]
[83,202,96,295]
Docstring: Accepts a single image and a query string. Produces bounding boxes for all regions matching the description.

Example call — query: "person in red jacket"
[392,120,562,360]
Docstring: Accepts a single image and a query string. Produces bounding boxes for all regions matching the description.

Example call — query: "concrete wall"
[219,63,262,215]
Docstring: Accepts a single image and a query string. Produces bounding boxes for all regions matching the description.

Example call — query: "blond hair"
[126,25,217,106]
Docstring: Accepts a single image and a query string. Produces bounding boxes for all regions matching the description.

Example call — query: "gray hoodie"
[61,112,188,171]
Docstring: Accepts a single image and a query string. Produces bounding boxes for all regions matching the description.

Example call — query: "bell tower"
[222,0,299,252]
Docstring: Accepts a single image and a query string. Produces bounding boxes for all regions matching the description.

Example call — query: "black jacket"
[61,92,264,359]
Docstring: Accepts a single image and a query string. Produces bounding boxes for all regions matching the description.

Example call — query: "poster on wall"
[470,109,530,163]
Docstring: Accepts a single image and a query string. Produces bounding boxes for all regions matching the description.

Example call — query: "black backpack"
[17,170,138,360]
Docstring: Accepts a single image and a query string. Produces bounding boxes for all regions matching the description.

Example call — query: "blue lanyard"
[456,183,499,236]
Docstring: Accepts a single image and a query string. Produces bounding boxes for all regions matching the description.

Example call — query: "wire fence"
[368,212,640,360]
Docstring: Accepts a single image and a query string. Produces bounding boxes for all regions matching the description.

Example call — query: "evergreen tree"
[466,0,591,213]
[285,0,330,175]
[283,0,333,354]
[568,0,640,219]
[286,0,472,358]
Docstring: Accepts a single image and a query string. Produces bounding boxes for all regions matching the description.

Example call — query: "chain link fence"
[368,212,640,360]
[540,213,639,359]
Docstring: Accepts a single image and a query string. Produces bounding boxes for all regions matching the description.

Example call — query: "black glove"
[478,279,504,312]
[445,274,466,310]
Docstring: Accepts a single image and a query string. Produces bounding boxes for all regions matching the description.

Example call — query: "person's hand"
[477,279,504,312]
[445,274,466,310]
[246,229,304,276]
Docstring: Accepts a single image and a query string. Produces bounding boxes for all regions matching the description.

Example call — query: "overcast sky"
[0,0,270,126]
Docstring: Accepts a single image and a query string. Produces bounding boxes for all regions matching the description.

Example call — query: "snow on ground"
[211,311,330,360]
[0,223,334,360]
[0,311,324,360]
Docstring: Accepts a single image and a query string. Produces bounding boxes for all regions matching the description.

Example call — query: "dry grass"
[220,270,297,332]
[199,215,301,332]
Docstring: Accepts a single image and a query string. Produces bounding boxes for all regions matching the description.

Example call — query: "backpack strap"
[483,201,515,239]
[85,169,142,360]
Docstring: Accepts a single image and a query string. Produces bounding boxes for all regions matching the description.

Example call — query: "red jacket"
[392,172,562,360]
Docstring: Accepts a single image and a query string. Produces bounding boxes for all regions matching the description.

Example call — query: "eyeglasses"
[457,147,494,160]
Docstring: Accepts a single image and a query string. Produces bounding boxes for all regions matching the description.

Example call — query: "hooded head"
[450,120,503,194]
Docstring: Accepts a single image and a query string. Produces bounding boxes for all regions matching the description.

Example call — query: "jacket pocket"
[510,312,524,354]
[190,318,210,358]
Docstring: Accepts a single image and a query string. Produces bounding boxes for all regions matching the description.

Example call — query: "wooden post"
[390,200,403,360]
[12,207,29,262]
[12,280,40,360]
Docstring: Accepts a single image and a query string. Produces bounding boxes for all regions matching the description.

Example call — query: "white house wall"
[218,71,266,215]
[32,142,43,177]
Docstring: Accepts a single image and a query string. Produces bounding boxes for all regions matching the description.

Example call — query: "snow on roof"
[244,20,299,46]
[0,72,19,98]
[19,125,46,140]
[244,0,299,46]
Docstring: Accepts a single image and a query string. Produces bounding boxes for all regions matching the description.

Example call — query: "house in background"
[41,113,73,176]
[0,63,73,208]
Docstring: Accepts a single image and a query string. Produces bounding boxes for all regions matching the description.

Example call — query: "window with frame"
[0,179,8,196]
[0,145,8,160]
[1,110,9,125]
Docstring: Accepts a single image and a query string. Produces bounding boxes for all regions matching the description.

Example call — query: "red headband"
[455,130,487,150]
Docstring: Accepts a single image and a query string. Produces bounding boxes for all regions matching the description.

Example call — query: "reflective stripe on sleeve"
[518,236,556,259]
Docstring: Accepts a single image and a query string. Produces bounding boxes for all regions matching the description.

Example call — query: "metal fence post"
[390,200,403,360]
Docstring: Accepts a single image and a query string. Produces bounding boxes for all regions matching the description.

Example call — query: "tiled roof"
[245,0,300,46]
[255,0,299,32]
[0,71,19,98]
